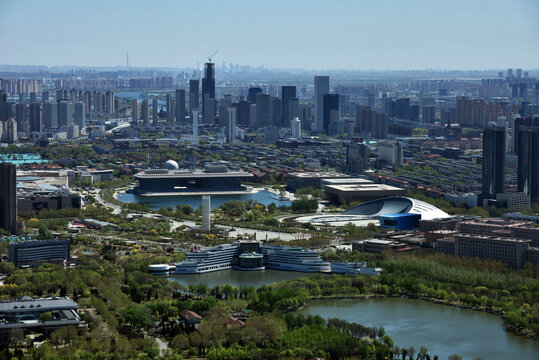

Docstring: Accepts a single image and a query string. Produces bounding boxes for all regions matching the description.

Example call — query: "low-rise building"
[0,296,81,343]
[286,171,350,192]
[9,239,71,268]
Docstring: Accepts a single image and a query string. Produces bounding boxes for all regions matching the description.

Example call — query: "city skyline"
[0,0,538,70]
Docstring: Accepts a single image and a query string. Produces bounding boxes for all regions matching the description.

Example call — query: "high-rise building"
[132,99,139,124]
[0,162,17,234]
[15,103,28,132]
[395,98,411,120]
[41,91,49,103]
[256,93,270,128]
[347,141,370,175]
[6,118,17,144]
[248,87,262,104]
[225,107,236,143]
[482,125,506,200]
[166,93,175,125]
[105,91,115,114]
[152,97,158,126]
[202,62,215,124]
[58,100,73,128]
[29,103,41,132]
[189,79,199,120]
[422,105,435,124]
[314,76,329,133]
[192,109,199,144]
[323,93,339,134]
[175,89,186,124]
[281,86,296,127]
[378,140,402,168]
[202,195,211,231]
[74,102,86,128]
[141,99,149,126]
[517,126,539,202]
[0,91,6,123]
[43,102,58,129]
[269,96,282,127]
[291,117,301,139]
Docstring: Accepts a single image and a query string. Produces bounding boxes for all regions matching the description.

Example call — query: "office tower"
[225,107,236,143]
[105,91,114,114]
[28,92,36,104]
[517,126,539,202]
[378,140,403,168]
[152,97,158,126]
[482,125,505,200]
[347,141,370,175]
[323,93,339,134]
[281,86,296,127]
[221,94,232,107]
[175,89,186,124]
[234,100,250,126]
[43,102,58,129]
[314,76,330,133]
[15,103,28,132]
[189,79,199,117]
[519,83,527,101]
[248,87,262,104]
[291,117,301,139]
[58,100,73,128]
[56,90,64,101]
[29,103,41,132]
[166,93,175,125]
[74,102,86,128]
[202,195,211,231]
[42,91,49,103]
[0,162,17,234]
[507,69,513,78]
[141,99,149,126]
[368,93,375,109]
[516,68,522,79]
[132,99,139,124]
[270,96,281,127]
[202,62,215,124]
[395,98,411,119]
[496,116,510,153]
[192,109,199,144]
[422,105,435,124]
[249,104,257,128]
[256,93,270,128]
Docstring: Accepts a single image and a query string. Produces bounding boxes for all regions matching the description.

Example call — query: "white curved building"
[295,197,449,227]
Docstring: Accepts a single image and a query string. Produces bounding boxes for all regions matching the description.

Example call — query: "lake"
[299,297,539,360]
[169,269,324,288]
[117,190,291,210]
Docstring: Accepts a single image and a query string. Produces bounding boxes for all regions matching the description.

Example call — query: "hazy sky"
[0,0,538,70]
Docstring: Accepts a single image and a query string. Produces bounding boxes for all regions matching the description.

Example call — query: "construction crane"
[208,49,219,63]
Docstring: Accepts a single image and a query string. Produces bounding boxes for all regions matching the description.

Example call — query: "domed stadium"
[295,197,449,227]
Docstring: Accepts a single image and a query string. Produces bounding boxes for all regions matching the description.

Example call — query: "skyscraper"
[0,162,17,234]
[314,76,330,133]
[132,99,139,124]
[281,86,296,127]
[323,93,339,134]
[29,103,42,132]
[225,107,236,143]
[58,100,73,128]
[192,109,199,144]
[517,126,539,202]
[74,102,86,128]
[152,97,158,126]
[482,125,506,200]
[189,79,199,119]
[166,93,175,125]
[202,195,211,231]
[255,93,270,128]
[43,102,58,129]
[175,89,186,124]
[202,62,215,124]
[141,99,149,126]
[422,105,435,124]
[248,87,262,104]
[105,91,115,114]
